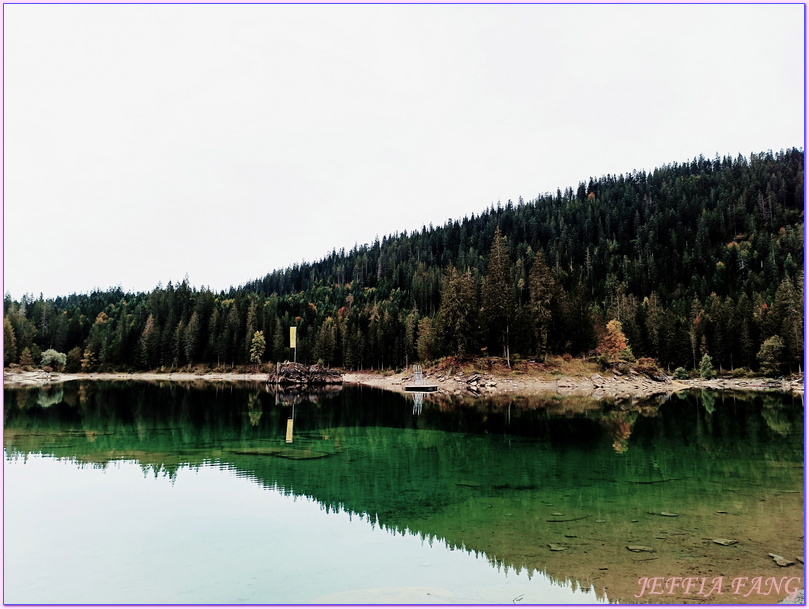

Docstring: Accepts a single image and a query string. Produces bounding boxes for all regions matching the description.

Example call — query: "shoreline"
[4,368,803,398]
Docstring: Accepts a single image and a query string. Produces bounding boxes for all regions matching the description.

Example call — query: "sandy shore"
[4,368,803,398]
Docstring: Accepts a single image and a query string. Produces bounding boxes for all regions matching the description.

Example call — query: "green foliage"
[673,367,689,380]
[699,353,714,379]
[66,347,83,373]
[527,251,558,360]
[416,317,436,362]
[437,267,479,357]
[4,316,17,366]
[1,149,803,372]
[757,335,785,377]
[481,227,515,363]
[249,330,266,366]
[41,349,67,370]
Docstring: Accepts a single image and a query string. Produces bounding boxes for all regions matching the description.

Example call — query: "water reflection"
[4,382,804,604]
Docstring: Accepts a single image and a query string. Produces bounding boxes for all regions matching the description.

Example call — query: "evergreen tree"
[699,353,714,379]
[139,314,158,369]
[19,347,33,367]
[757,335,785,376]
[527,251,558,360]
[184,311,201,365]
[437,266,479,357]
[481,227,515,365]
[272,323,286,363]
[249,330,266,369]
[4,316,17,365]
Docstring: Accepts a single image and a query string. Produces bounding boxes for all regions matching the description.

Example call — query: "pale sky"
[3,4,804,299]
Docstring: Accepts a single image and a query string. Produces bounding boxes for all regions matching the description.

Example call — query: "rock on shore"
[266,363,342,386]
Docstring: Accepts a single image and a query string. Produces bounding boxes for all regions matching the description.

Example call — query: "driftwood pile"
[267,363,343,386]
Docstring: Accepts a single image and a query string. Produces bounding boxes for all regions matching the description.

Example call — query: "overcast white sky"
[3,4,804,299]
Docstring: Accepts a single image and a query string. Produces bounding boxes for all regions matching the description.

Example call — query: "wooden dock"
[404,385,438,392]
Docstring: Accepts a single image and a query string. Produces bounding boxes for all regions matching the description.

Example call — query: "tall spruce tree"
[438,266,479,357]
[527,250,559,361]
[481,227,515,366]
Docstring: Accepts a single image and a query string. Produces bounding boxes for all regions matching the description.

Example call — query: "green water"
[3,382,804,604]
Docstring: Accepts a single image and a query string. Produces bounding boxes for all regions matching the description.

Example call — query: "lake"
[3,382,804,604]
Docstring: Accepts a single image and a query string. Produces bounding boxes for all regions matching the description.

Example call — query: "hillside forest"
[4,148,804,376]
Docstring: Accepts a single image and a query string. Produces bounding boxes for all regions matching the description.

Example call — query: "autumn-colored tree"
[80,347,96,372]
[19,347,33,367]
[599,319,629,358]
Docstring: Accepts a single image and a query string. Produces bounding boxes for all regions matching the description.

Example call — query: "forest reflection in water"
[4,381,804,604]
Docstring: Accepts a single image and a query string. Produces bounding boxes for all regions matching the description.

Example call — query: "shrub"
[729,367,752,378]
[41,349,67,371]
[699,354,714,379]
[673,367,689,380]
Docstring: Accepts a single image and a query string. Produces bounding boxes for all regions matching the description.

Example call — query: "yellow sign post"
[290,327,297,363]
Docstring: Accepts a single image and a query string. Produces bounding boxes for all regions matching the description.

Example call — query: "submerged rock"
[627,546,655,553]
[712,538,738,546]
[770,553,796,567]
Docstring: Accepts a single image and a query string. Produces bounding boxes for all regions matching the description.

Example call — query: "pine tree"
[770,275,803,373]
[139,314,158,369]
[4,316,17,366]
[416,317,436,361]
[437,266,479,357]
[481,227,515,365]
[184,311,201,366]
[527,251,558,361]
[757,335,785,376]
[272,323,285,363]
[699,353,714,379]
[19,346,33,367]
[244,300,258,363]
[249,330,266,370]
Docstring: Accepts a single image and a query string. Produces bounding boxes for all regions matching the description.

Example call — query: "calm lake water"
[3,382,804,604]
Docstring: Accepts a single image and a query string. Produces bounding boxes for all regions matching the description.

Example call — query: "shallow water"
[3,382,804,604]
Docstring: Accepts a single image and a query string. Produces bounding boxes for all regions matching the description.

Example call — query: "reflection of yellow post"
[286,418,294,444]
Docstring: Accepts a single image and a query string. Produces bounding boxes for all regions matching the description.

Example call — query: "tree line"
[4,148,804,375]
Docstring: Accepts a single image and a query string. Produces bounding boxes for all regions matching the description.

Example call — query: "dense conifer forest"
[4,148,804,375]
